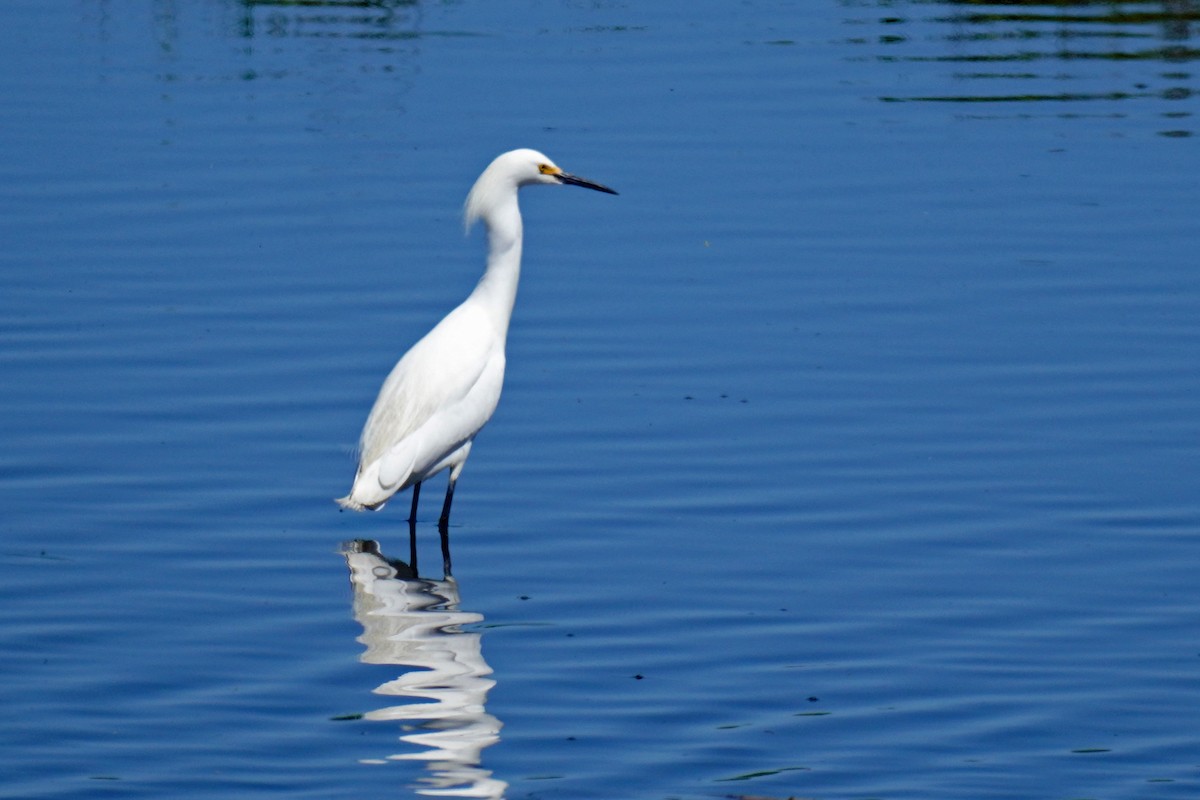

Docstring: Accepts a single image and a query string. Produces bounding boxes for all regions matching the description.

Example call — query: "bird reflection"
[341,539,505,800]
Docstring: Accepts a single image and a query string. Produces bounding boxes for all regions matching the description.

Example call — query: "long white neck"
[468,193,523,335]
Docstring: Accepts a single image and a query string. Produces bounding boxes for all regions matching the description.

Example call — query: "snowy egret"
[337,149,616,559]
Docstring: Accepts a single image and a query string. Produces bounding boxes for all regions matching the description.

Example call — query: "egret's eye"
[538,163,557,175]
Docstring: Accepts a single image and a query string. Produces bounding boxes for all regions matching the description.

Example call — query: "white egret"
[337,149,617,564]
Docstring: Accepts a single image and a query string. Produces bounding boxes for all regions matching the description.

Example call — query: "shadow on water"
[339,539,506,800]
[849,0,1199,133]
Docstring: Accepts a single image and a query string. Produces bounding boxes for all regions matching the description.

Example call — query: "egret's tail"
[336,493,388,512]
[337,463,379,511]
[335,494,367,511]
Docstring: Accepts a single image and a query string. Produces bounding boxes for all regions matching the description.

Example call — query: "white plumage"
[338,149,617,540]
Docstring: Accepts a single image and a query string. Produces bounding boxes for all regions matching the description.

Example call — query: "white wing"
[342,299,507,508]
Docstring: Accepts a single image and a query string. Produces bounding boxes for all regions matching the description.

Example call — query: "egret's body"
[338,149,616,551]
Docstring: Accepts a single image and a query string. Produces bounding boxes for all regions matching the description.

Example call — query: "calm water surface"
[1,1,1198,799]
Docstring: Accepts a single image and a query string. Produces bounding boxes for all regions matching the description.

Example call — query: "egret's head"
[465,149,617,231]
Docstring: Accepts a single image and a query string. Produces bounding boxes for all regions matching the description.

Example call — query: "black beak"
[557,172,618,195]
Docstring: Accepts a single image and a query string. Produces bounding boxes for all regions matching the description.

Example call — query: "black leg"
[439,523,452,577]
[408,481,421,525]
[407,517,418,574]
[438,477,456,530]
[438,477,456,576]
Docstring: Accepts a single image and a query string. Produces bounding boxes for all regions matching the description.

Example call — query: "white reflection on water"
[341,539,505,799]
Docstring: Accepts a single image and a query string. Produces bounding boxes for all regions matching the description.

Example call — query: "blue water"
[2,1,1199,798]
